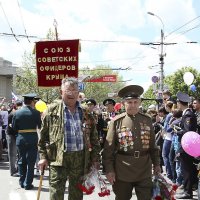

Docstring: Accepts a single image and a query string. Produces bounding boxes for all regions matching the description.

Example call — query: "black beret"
[86,98,97,106]
[103,98,116,106]
[118,85,144,99]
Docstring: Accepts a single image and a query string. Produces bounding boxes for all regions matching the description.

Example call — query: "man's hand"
[153,165,161,175]
[106,172,116,185]
[38,159,48,171]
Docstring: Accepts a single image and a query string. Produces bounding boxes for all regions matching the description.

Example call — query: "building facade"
[0,57,17,102]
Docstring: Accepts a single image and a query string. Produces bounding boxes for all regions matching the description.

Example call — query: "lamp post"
[147,12,165,92]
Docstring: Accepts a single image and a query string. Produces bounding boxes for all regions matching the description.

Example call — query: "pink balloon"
[181,131,200,157]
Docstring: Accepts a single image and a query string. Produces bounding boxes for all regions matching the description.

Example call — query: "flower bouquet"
[77,167,96,195]
[77,166,110,197]
[152,174,178,200]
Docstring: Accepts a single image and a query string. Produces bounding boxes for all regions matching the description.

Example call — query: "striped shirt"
[64,102,84,151]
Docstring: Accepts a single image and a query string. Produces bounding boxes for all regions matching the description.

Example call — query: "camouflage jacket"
[38,100,101,174]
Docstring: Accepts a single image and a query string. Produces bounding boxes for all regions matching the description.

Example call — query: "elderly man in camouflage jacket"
[38,77,101,200]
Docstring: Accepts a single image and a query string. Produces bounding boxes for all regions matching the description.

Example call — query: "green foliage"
[13,51,61,103]
[143,66,200,105]
[164,66,200,98]
[142,85,158,109]
[79,65,125,104]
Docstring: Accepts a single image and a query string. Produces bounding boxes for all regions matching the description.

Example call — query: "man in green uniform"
[102,85,161,200]
[12,93,42,190]
[38,77,100,200]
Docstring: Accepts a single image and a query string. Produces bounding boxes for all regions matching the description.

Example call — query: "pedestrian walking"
[7,100,23,176]
[12,94,42,190]
[102,85,161,200]
[38,77,101,200]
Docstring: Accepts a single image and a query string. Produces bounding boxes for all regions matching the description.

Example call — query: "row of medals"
[117,127,133,152]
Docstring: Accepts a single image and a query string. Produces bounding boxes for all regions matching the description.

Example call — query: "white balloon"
[183,72,194,85]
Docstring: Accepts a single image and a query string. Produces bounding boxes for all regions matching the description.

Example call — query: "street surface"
[0,152,198,200]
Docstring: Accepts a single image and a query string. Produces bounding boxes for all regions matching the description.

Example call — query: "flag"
[11,92,19,102]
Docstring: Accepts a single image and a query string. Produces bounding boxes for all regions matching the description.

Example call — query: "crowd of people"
[146,90,200,199]
[0,77,199,200]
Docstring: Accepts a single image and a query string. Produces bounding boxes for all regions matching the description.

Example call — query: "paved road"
[0,152,136,200]
[0,152,198,200]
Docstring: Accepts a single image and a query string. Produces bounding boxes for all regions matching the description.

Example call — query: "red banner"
[36,40,79,87]
[85,75,117,82]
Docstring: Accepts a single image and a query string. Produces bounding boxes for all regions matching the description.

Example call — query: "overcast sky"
[0,0,200,91]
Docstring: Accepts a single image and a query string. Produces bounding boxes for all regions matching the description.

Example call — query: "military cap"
[176,91,190,103]
[22,93,37,100]
[34,96,41,101]
[103,98,116,106]
[118,85,144,99]
[86,98,97,106]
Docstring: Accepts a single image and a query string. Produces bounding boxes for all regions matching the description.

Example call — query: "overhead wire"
[0,3,200,69]
[165,15,200,39]
[16,0,30,42]
[165,16,200,43]
[0,2,19,42]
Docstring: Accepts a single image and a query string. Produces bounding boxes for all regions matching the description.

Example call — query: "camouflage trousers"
[49,150,84,200]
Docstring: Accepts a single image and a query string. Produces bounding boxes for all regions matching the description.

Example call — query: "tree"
[13,51,60,103]
[164,66,200,98]
[143,66,200,108]
[142,85,159,110]
[79,65,125,103]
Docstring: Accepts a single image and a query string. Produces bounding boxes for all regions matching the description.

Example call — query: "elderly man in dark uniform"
[175,92,198,199]
[12,94,42,190]
[101,98,116,145]
[103,85,161,200]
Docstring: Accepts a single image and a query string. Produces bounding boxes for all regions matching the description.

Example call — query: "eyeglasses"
[64,90,79,94]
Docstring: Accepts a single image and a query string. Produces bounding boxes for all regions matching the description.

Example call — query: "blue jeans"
[162,139,172,179]
[175,160,183,185]
[169,142,177,183]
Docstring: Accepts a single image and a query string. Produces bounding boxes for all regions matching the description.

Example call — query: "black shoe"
[25,184,34,190]
[176,193,193,199]
[11,173,20,177]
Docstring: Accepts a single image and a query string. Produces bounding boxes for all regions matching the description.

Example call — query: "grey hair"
[61,77,79,90]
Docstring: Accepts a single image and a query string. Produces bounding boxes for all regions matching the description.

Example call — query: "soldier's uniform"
[101,98,117,146]
[103,85,160,200]
[176,92,198,199]
[12,94,42,190]
[86,98,104,146]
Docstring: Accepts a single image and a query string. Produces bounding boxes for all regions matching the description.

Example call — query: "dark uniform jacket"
[103,112,160,182]
[195,111,200,134]
[12,105,42,145]
[38,100,101,174]
[7,112,15,135]
[177,108,197,153]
